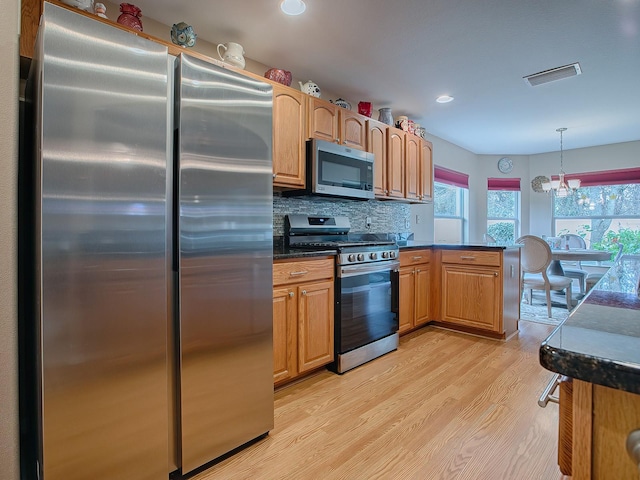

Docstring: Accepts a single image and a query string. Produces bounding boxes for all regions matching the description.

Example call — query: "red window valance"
[434,166,469,189]
[487,177,521,191]
[559,167,640,187]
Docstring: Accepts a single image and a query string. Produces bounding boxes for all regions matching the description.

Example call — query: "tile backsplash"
[273,193,411,236]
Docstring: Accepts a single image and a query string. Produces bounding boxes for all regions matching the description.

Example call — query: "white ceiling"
[132,0,640,155]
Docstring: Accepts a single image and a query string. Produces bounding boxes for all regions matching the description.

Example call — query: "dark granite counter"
[398,241,521,251]
[273,238,336,260]
[540,255,640,394]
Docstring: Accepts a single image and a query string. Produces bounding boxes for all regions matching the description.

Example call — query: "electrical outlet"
[365,216,372,229]
[405,219,411,229]
[415,214,421,224]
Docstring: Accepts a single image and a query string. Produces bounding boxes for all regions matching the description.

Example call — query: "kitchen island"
[540,255,640,479]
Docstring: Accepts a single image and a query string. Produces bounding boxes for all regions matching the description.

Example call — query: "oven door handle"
[338,260,400,278]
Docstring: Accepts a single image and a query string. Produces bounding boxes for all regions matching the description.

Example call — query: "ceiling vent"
[523,62,582,87]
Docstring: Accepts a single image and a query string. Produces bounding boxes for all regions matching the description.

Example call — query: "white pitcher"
[217,42,245,69]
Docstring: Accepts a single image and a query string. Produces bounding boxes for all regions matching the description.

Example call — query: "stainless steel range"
[285,215,400,373]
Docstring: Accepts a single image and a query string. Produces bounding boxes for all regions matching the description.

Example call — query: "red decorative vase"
[358,101,372,117]
[117,3,143,31]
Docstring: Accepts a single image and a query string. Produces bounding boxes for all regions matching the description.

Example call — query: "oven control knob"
[389,251,397,259]
[357,253,365,262]
[382,251,389,259]
[369,252,378,260]
[347,254,356,262]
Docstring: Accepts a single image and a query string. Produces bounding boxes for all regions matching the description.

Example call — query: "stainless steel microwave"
[307,139,374,200]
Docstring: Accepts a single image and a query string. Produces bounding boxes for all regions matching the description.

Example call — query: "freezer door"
[34,4,170,480]
[177,54,274,474]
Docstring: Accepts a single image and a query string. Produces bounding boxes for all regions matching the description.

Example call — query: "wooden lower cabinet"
[273,258,334,386]
[432,247,520,339]
[571,380,640,480]
[398,249,431,334]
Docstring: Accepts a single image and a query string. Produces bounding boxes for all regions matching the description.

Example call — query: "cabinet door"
[405,135,420,200]
[298,280,334,373]
[398,266,415,334]
[387,128,405,198]
[414,264,431,326]
[420,140,433,202]
[339,110,367,150]
[273,287,297,384]
[368,120,388,197]
[272,85,306,187]
[441,264,501,332]
[21,0,43,59]
[307,97,338,143]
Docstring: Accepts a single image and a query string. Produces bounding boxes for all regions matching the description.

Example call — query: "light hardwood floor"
[192,321,570,480]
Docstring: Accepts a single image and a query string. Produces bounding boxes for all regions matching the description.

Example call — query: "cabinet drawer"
[399,249,431,266]
[441,250,501,267]
[274,258,334,286]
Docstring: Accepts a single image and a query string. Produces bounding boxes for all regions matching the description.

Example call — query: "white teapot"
[299,80,321,97]
[217,42,245,69]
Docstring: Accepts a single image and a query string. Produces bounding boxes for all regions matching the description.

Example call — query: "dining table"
[549,248,613,276]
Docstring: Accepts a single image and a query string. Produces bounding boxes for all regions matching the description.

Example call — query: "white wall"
[1,0,19,478]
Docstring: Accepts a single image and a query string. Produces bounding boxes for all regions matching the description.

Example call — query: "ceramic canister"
[396,116,408,131]
[378,108,393,125]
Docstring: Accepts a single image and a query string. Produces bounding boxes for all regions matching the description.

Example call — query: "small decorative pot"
[264,68,292,86]
[378,108,393,125]
[118,3,143,31]
[395,116,409,131]
[358,101,372,117]
[331,98,351,110]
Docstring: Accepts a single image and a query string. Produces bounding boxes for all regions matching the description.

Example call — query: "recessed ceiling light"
[436,95,454,104]
[280,0,306,15]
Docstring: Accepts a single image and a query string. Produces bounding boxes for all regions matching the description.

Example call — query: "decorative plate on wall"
[531,175,551,193]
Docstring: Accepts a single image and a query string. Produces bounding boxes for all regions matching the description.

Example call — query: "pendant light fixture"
[541,128,580,197]
[280,0,306,15]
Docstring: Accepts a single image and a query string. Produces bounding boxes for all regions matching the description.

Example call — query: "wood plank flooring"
[192,321,570,480]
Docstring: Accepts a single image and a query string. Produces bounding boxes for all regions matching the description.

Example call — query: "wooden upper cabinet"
[405,135,420,201]
[367,119,388,197]
[386,128,405,198]
[307,97,366,151]
[307,97,339,143]
[21,0,43,59]
[272,84,306,188]
[420,140,434,202]
[339,109,367,150]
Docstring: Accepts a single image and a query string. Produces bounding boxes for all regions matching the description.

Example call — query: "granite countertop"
[540,255,640,394]
[398,241,521,251]
[273,238,521,259]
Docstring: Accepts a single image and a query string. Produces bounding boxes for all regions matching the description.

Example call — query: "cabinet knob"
[494,272,499,277]
[273,173,277,178]
[288,291,294,298]
[416,269,421,273]
[626,430,640,470]
[301,289,307,296]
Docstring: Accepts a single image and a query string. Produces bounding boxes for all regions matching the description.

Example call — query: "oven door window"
[338,269,398,353]
[317,151,373,190]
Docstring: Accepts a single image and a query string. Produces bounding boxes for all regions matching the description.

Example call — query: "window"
[553,167,640,256]
[487,178,521,243]
[434,166,468,243]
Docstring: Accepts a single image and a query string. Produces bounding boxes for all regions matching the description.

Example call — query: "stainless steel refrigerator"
[24,4,274,479]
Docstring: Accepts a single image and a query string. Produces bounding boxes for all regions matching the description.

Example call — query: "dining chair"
[483,233,496,243]
[561,234,589,294]
[585,243,625,291]
[516,235,573,318]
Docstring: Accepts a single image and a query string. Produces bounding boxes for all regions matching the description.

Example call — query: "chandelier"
[541,127,580,197]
